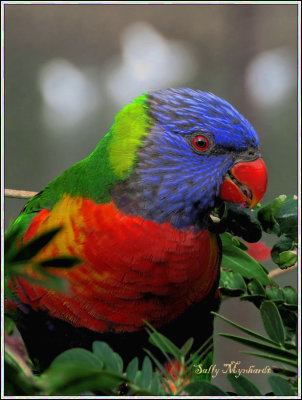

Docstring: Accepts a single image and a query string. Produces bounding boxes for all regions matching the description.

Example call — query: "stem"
[268,263,297,279]
[4,189,38,199]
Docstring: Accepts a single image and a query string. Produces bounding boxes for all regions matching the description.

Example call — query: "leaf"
[227,373,262,396]
[278,251,297,269]
[180,337,194,357]
[212,312,279,345]
[10,227,61,263]
[17,269,68,292]
[221,234,271,285]
[283,286,297,306]
[126,358,138,382]
[271,366,297,378]
[240,351,297,367]
[257,195,286,234]
[218,334,296,361]
[276,196,298,241]
[219,269,247,296]
[143,349,169,381]
[192,350,213,382]
[150,371,161,395]
[5,316,15,335]
[50,348,103,370]
[260,301,285,345]
[39,256,81,268]
[5,347,40,395]
[44,365,126,396]
[188,335,213,368]
[146,322,182,359]
[135,356,153,389]
[271,236,294,264]
[268,375,295,395]
[143,348,174,395]
[248,279,266,296]
[211,202,262,242]
[4,228,22,263]
[266,287,285,304]
[92,341,123,374]
[184,381,227,395]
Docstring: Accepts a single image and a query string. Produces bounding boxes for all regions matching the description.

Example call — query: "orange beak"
[219,158,268,209]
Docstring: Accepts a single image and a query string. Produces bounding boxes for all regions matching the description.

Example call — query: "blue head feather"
[112,89,260,229]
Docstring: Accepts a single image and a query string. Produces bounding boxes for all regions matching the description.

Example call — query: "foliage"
[4,195,298,395]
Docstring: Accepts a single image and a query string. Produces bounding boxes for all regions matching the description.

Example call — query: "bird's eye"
[192,135,209,151]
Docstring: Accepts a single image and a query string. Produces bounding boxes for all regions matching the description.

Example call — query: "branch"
[268,263,297,279]
[4,189,38,199]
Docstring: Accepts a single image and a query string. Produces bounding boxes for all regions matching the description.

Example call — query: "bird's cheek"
[219,158,268,209]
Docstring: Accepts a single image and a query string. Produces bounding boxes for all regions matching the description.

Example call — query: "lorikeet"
[6,89,268,370]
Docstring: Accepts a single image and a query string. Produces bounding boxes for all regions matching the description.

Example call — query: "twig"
[268,263,298,279]
[4,189,38,199]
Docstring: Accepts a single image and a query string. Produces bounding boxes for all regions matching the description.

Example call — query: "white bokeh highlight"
[105,22,197,106]
[38,59,100,132]
[245,48,295,108]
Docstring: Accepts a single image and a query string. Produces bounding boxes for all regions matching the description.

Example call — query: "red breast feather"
[10,194,220,333]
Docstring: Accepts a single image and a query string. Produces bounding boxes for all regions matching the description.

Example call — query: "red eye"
[192,135,209,151]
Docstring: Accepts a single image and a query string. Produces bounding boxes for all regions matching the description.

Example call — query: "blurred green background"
[4,3,298,393]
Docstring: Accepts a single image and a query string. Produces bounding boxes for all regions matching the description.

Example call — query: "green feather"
[9,93,152,234]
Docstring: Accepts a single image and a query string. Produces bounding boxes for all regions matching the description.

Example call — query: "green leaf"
[92,341,123,374]
[150,371,161,395]
[5,347,40,395]
[39,256,81,268]
[276,196,298,241]
[271,235,294,264]
[211,202,262,242]
[187,336,214,384]
[278,251,297,269]
[260,301,285,345]
[126,357,138,382]
[257,195,286,234]
[17,268,68,292]
[50,348,103,370]
[192,350,213,382]
[268,375,295,395]
[227,373,262,395]
[184,381,227,395]
[143,348,174,395]
[143,349,168,381]
[248,279,266,296]
[271,366,297,378]
[219,269,247,296]
[146,322,182,359]
[266,287,285,304]
[212,312,279,345]
[135,356,152,389]
[221,234,270,285]
[5,316,15,335]
[180,337,194,357]
[240,351,297,367]
[218,333,296,361]
[10,227,61,263]
[283,286,297,306]
[44,365,126,396]
[4,228,22,263]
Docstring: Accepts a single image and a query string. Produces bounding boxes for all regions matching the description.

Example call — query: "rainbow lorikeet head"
[110,88,267,229]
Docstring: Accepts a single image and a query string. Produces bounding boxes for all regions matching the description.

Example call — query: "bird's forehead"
[147,89,259,150]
